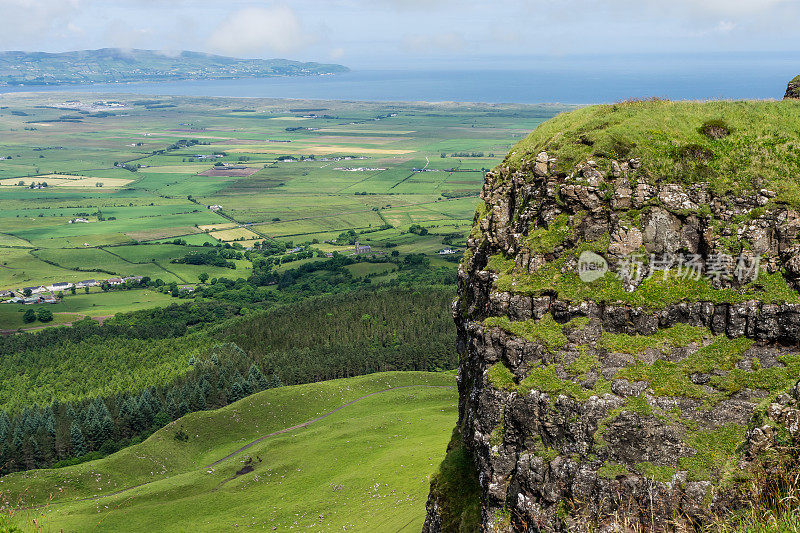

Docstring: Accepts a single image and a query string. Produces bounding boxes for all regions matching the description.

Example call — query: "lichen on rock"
[423,98,800,532]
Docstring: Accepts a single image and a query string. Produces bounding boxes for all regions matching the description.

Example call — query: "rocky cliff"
[424,99,800,532]
[786,75,800,99]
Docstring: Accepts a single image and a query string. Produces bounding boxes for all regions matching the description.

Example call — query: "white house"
[76,279,98,288]
[48,281,73,292]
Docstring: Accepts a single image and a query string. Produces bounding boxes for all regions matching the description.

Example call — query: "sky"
[1,0,800,69]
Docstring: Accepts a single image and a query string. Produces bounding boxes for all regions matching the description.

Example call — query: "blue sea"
[0,53,796,104]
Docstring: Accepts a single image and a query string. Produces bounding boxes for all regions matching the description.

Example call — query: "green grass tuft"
[487,361,516,391]
[599,323,707,354]
[679,423,747,482]
[524,213,572,254]
[495,256,798,309]
[597,461,631,479]
[483,315,568,351]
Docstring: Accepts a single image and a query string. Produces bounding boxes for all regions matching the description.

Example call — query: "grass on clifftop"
[503,99,800,206]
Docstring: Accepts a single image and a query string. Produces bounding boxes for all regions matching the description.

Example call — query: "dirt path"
[20,384,455,509]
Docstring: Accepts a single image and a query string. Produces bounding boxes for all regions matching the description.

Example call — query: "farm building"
[22,286,46,295]
[106,278,123,285]
[47,281,73,292]
[76,279,98,288]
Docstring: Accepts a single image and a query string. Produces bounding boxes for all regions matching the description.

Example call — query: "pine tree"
[248,364,269,391]
[138,392,154,430]
[192,384,206,411]
[117,397,134,439]
[23,436,40,470]
[166,397,179,420]
[268,374,283,389]
[229,381,244,403]
[85,413,101,449]
[10,427,24,471]
[0,410,9,441]
[70,422,86,456]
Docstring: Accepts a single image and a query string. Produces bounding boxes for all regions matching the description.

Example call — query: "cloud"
[713,20,737,34]
[207,5,315,57]
[329,47,345,60]
[0,0,82,49]
[402,32,466,53]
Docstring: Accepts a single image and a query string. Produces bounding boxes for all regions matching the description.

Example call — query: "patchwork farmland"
[0,93,569,325]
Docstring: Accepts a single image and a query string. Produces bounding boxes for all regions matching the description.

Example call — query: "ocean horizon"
[0,54,797,104]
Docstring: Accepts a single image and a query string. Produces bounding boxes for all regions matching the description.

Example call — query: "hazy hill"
[0,48,349,86]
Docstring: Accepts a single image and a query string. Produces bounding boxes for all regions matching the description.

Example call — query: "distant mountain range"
[0,48,349,86]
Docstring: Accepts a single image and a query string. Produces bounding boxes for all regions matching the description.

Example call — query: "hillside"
[0,48,348,86]
[425,97,800,531]
[2,371,456,531]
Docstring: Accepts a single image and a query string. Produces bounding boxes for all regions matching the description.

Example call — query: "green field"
[3,371,457,532]
[0,93,568,293]
[0,290,178,330]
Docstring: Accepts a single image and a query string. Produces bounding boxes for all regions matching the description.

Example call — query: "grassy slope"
[504,99,800,205]
[3,371,457,532]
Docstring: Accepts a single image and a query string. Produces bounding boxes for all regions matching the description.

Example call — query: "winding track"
[20,383,455,509]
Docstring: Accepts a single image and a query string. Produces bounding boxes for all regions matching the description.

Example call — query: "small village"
[0,276,144,304]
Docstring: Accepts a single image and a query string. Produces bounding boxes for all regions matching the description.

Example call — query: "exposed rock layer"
[424,142,800,532]
[786,77,800,99]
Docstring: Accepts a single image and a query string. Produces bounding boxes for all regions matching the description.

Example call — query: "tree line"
[0,343,280,474]
[0,288,457,474]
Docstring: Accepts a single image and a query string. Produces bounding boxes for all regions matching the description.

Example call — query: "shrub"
[699,119,732,139]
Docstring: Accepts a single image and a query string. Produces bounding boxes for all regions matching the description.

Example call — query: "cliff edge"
[424,97,800,531]
[786,75,800,99]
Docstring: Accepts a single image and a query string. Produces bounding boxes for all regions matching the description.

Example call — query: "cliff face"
[786,75,800,99]
[424,100,800,532]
